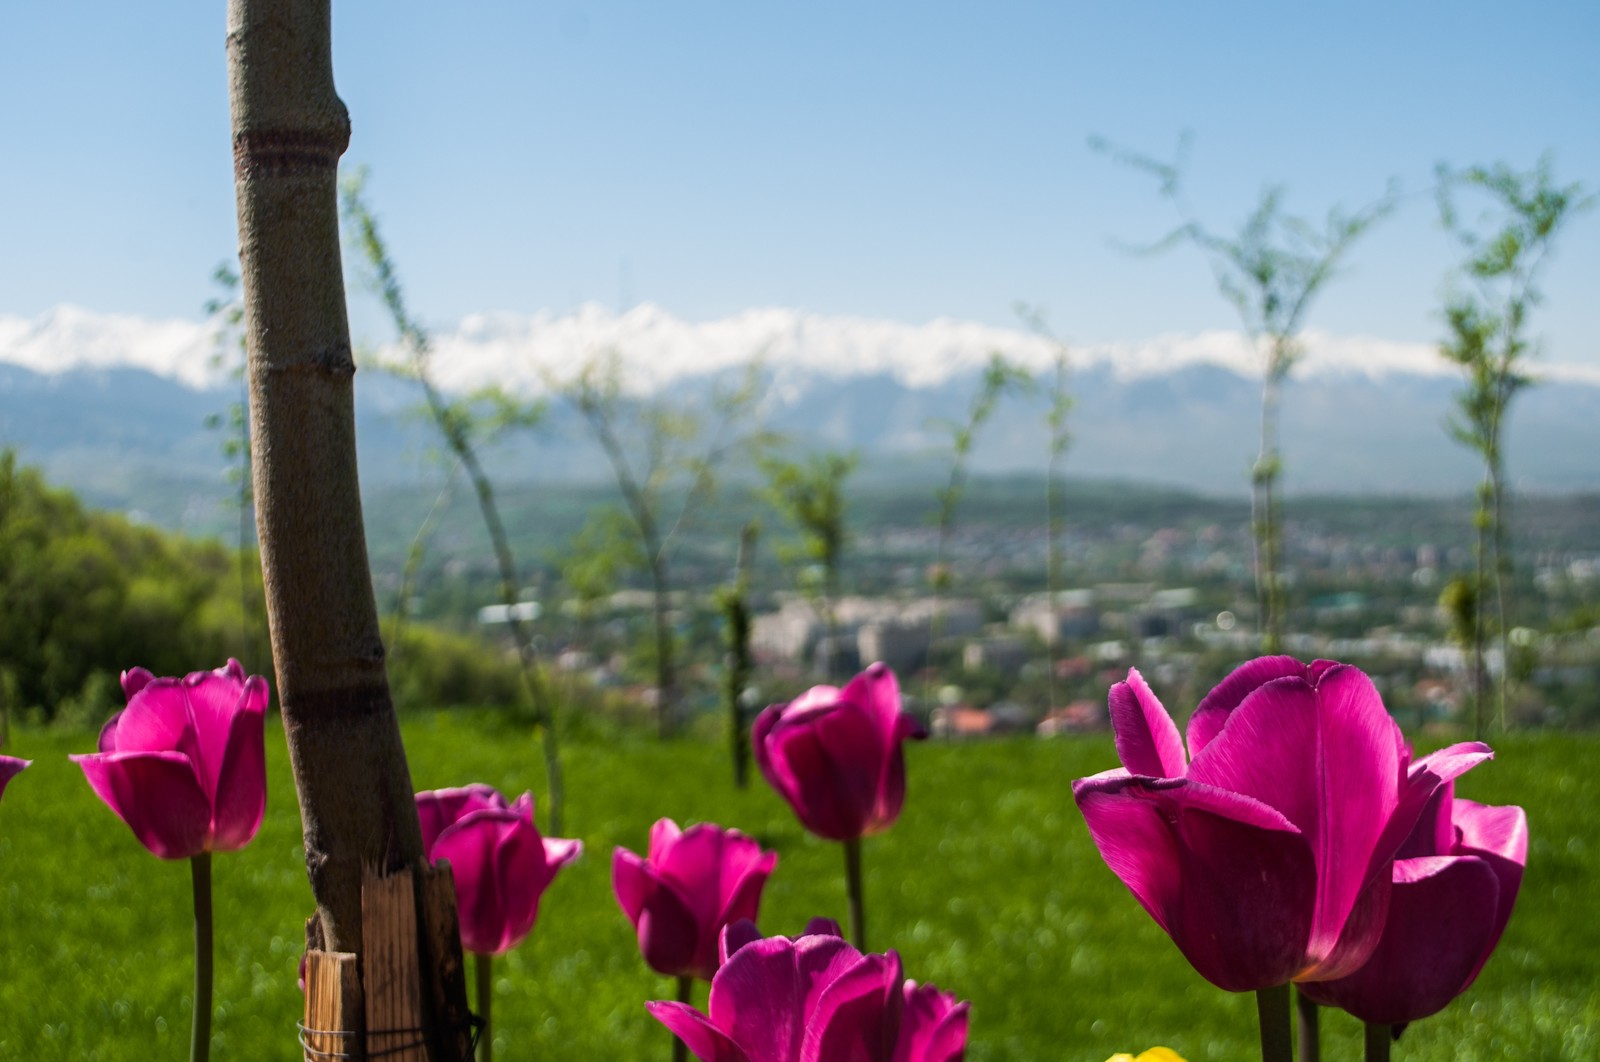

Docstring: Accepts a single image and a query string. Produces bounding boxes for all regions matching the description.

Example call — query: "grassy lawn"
[0,714,1595,1060]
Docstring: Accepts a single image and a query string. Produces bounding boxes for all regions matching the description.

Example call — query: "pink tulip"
[72,660,269,860]
[613,818,779,981]
[648,920,969,1062]
[1073,657,1491,992]
[753,663,927,842]
[0,750,28,802]
[416,784,581,956]
[1299,780,1526,1025]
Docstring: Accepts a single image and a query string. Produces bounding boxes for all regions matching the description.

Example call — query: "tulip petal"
[721,920,765,965]
[852,663,903,743]
[416,784,509,854]
[709,935,807,1062]
[0,755,29,801]
[647,1001,750,1062]
[850,665,924,829]
[1383,743,1494,865]
[1110,669,1186,778]
[120,666,156,701]
[73,750,212,860]
[1299,864,1393,981]
[1300,855,1501,1024]
[868,744,913,837]
[802,918,844,939]
[96,709,125,753]
[1455,800,1528,865]
[859,665,925,833]
[612,846,657,925]
[715,851,777,937]
[767,705,882,840]
[639,879,703,977]
[1396,785,1454,861]
[207,675,268,852]
[614,840,703,977]
[659,823,739,937]
[803,950,903,1062]
[431,807,546,955]
[544,835,583,868]
[895,981,969,1062]
[109,678,197,760]
[1185,655,1304,757]
[650,817,685,860]
[1453,800,1527,980]
[751,705,792,805]
[177,668,252,803]
[1306,659,1341,684]
[1187,667,1402,973]
[794,932,868,1009]
[1075,772,1317,991]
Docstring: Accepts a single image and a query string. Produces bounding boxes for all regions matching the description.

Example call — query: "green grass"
[0,717,1595,1060]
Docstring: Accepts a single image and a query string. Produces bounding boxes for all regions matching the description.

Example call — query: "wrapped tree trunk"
[227,2,471,1057]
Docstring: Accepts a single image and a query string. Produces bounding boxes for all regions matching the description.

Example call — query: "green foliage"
[1437,157,1592,736]
[386,624,523,714]
[1093,134,1394,653]
[931,352,1034,591]
[0,721,1592,1059]
[0,449,266,716]
[759,448,858,591]
[554,506,643,622]
[1439,577,1478,649]
[558,347,766,730]
[0,453,533,720]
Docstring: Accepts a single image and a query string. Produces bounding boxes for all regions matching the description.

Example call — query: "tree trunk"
[227,0,423,959]
[651,552,678,738]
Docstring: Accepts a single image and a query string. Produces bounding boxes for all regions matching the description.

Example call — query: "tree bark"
[227,0,423,957]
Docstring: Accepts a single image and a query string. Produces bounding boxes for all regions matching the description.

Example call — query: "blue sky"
[2,2,1596,360]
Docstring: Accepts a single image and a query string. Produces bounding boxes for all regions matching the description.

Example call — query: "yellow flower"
[1106,1050,1188,1062]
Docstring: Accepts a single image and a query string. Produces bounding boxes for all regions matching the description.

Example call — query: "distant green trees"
[558,351,765,736]
[0,449,265,720]
[1095,135,1394,652]
[1436,159,1593,737]
[0,449,523,723]
[760,448,858,674]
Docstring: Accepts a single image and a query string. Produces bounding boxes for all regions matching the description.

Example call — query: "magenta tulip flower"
[72,659,268,860]
[753,663,926,844]
[1300,779,1527,1028]
[754,663,926,951]
[647,920,969,1062]
[418,784,581,1062]
[614,818,779,982]
[1074,658,1490,995]
[416,784,582,956]
[71,659,269,1062]
[0,746,29,802]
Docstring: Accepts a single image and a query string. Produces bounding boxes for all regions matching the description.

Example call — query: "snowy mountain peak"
[4,302,1599,395]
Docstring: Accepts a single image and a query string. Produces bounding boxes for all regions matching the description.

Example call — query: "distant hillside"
[5,356,1600,540]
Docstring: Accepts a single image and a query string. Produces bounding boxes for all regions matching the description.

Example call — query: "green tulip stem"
[1365,1022,1392,1062]
[844,837,866,951]
[1296,986,1321,1062]
[189,852,213,1062]
[672,975,693,1062]
[1255,984,1292,1062]
[476,952,493,1062]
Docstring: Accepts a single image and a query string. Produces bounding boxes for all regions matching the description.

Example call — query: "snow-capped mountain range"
[7,302,1600,395]
[2,303,1599,531]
